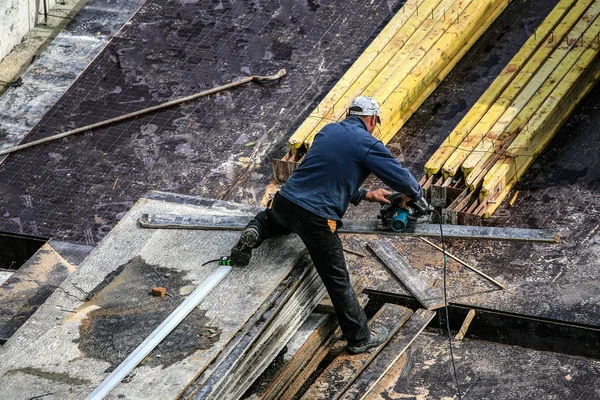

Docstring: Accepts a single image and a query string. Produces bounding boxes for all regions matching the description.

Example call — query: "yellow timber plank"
[462,3,600,184]
[378,0,505,142]
[480,43,600,214]
[288,0,438,150]
[439,0,595,177]
[424,0,579,176]
[379,0,508,144]
[506,21,600,155]
[303,0,463,144]
[363,0,463,102]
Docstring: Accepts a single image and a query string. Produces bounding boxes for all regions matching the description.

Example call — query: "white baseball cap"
[348,96,381,124]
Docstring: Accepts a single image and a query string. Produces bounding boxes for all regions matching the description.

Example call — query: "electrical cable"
[201,258,221,266]
[432,209,463,400]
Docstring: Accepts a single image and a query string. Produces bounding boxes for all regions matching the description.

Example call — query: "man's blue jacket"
[279,116,423,221]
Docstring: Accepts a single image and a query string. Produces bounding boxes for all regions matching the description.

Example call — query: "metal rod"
[0,69,286,157]
[138,213,561,243]
[87,265,232,400]
[418,237,505,289]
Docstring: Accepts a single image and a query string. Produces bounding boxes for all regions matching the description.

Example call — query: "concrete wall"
[0,0,57,62]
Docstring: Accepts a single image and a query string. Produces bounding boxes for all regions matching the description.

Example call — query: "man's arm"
[363,141,423,199]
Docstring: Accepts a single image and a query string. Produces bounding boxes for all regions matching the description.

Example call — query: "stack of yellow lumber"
[273,0,509,181]
[424,0,600,218]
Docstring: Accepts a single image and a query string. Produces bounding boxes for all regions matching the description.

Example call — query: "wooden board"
[438,0,592,177]
[0,196,308,399]
[204,267,328,399]
[244,293,369,400]
[300,304,413,400]
[367,240,444,310]
[423,0,579,175]
[340,309,436,400]
[0,270,14,286]
[0,243,76,342]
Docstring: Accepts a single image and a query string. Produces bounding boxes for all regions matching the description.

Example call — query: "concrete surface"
[0,0,58,62]
[0,0,144,151]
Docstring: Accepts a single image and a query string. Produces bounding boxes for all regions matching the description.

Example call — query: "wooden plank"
[440,0,593,177]
[256,312,338,400]
[481,30,600,206]
[198,266,328,399]
[0,243,76,342]
[423,0,579,176]
[287,0,435,149]
[377,0,509,145]
[0,198,306,399]
[463,3,600,185]
[300,304,413,400]
[340,309,436,400]
[367,240,444,310]
[304,0,467,145]
[379,0,508,141]
[251,294,369,400]
[454,309,476,340]
[481,51,600,218]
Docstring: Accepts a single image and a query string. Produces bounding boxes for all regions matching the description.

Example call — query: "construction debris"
[301,304,413,400]
[454,309,477,341]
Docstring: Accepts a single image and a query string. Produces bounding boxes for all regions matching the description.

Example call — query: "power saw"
[378,193,434,231]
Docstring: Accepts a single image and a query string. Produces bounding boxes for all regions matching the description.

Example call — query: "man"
[230,96,423,354]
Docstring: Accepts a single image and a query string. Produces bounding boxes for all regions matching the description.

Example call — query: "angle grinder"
[378,192,433,231]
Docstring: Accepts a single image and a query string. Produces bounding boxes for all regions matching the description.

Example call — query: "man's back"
[280,115,422,221]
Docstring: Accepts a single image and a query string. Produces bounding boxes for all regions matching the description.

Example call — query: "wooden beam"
[439,0,592,177]
[465,3,600,190]
[424,0,579,176]
[380,0,509,142]
[480,32,600,213]
[340,309,436,400]
[454,309,476,341]
[287,0,435,149]
[300,304,413,400]
[139,213,562,243]
[0,244,76,343]
[368,240,444,310]
[303,0,460,146]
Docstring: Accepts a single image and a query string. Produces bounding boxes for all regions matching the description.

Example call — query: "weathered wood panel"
[0,243,76,342]
[340,309,436,400]
[368,240,444,310]
[301,304,413,400]
[0,197,307,399]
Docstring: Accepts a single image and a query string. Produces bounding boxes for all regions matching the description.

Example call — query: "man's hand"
[364,188,392,204]
[400,194,412,209]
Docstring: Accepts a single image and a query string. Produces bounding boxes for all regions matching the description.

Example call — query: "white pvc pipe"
[87,265,232,400]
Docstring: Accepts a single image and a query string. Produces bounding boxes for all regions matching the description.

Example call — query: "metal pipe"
[0,69,286,157]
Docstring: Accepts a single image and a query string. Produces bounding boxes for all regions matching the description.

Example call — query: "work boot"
[346,326,389,354]
[230,226,260,267]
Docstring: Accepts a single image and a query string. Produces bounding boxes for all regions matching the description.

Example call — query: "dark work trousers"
[247,193,370,346]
